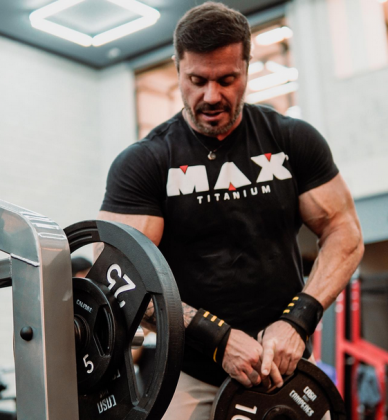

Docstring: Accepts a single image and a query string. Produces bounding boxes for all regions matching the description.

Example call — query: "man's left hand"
[258,320,305,377]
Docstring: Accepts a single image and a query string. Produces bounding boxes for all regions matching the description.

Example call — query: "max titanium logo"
[166,152,292,204]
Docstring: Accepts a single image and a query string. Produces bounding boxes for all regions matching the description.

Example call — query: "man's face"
[178,43,248,139]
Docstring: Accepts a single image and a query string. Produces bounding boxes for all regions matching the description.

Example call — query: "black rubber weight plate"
[65,220,184,420]
[211,359,346,420]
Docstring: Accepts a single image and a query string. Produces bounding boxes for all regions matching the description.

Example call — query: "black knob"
[20,326,33,341]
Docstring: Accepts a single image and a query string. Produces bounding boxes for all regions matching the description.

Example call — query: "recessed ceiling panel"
[0,0,289,68]
[50,0,139,35]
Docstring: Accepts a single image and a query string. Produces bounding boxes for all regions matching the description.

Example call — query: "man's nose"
[203,82,222,104]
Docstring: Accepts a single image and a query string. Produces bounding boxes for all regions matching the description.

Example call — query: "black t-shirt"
[101,104,339,385]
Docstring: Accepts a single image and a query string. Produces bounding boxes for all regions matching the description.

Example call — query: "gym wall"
[288,0,388,200]
[0,35,138,367]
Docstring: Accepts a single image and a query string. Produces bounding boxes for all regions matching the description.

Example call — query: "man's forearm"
[182,302,197,328]
[142,300,197,332]
[303,220,364,309]
[142,299,158,332]
[92,242,104,262]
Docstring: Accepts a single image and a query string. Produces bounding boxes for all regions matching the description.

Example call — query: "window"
[247,21,299,117]
[135,61,181,140]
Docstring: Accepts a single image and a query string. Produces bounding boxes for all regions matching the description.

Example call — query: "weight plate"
[64,220,184,420]
[73,277,126,394]
[211,359,346,420]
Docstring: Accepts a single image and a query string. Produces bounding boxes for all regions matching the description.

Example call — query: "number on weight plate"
[83,354,94,374]
[107,264,136,307]
[235,404,257,414]
[230,404,258,420]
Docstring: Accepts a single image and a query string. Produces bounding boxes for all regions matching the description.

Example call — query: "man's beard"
[183,99,244,136]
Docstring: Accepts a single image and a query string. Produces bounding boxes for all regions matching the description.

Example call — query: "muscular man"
[98,2,364,419]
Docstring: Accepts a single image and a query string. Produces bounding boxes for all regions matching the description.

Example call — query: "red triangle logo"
[180,165,188,174]
[229,183,236,191]
[265,153,272,161]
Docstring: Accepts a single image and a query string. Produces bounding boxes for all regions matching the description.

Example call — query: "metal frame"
[336,280,388,419]
[0,200,79,420]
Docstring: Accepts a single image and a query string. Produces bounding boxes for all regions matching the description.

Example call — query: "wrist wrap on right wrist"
[185,308,231,365]
[279,293,323,343]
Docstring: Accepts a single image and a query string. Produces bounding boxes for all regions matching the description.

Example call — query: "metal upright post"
[0,200,79,420]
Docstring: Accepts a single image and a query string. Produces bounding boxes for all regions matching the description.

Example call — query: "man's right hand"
[221,329,283,388]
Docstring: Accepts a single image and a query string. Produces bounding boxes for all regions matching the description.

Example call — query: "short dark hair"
[173,2,251,69]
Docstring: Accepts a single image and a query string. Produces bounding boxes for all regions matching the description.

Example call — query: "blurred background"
[1,0,388,418]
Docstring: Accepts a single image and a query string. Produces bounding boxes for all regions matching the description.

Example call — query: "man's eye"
[191,77,206,86]
[219,76,235,86]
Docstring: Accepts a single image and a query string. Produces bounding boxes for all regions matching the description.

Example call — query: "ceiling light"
[255,26,293,46]
[246,82,299,104]
[29,0,160,47]
[92,16,156,46]
[107,0,158,15]
[30,0,86,20]
[30,14,93,47]
[248,61,264,75]
[248,67,298,92]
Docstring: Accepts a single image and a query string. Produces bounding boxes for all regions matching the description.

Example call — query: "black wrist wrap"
[279,293,323,343]
[185,308,231,365]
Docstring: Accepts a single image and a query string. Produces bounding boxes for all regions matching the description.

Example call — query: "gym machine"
[0,199,346,420]
[336,280,388,419]
[0,199,183,420]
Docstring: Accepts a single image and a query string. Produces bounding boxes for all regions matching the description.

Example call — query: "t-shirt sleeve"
[287,118,339,195]
[100,142,165,217]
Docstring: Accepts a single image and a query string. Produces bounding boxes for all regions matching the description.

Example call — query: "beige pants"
[162,371,218,420]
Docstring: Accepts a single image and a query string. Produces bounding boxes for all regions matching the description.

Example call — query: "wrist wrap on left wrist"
[185,308,231,365]
[279,292,323,343]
